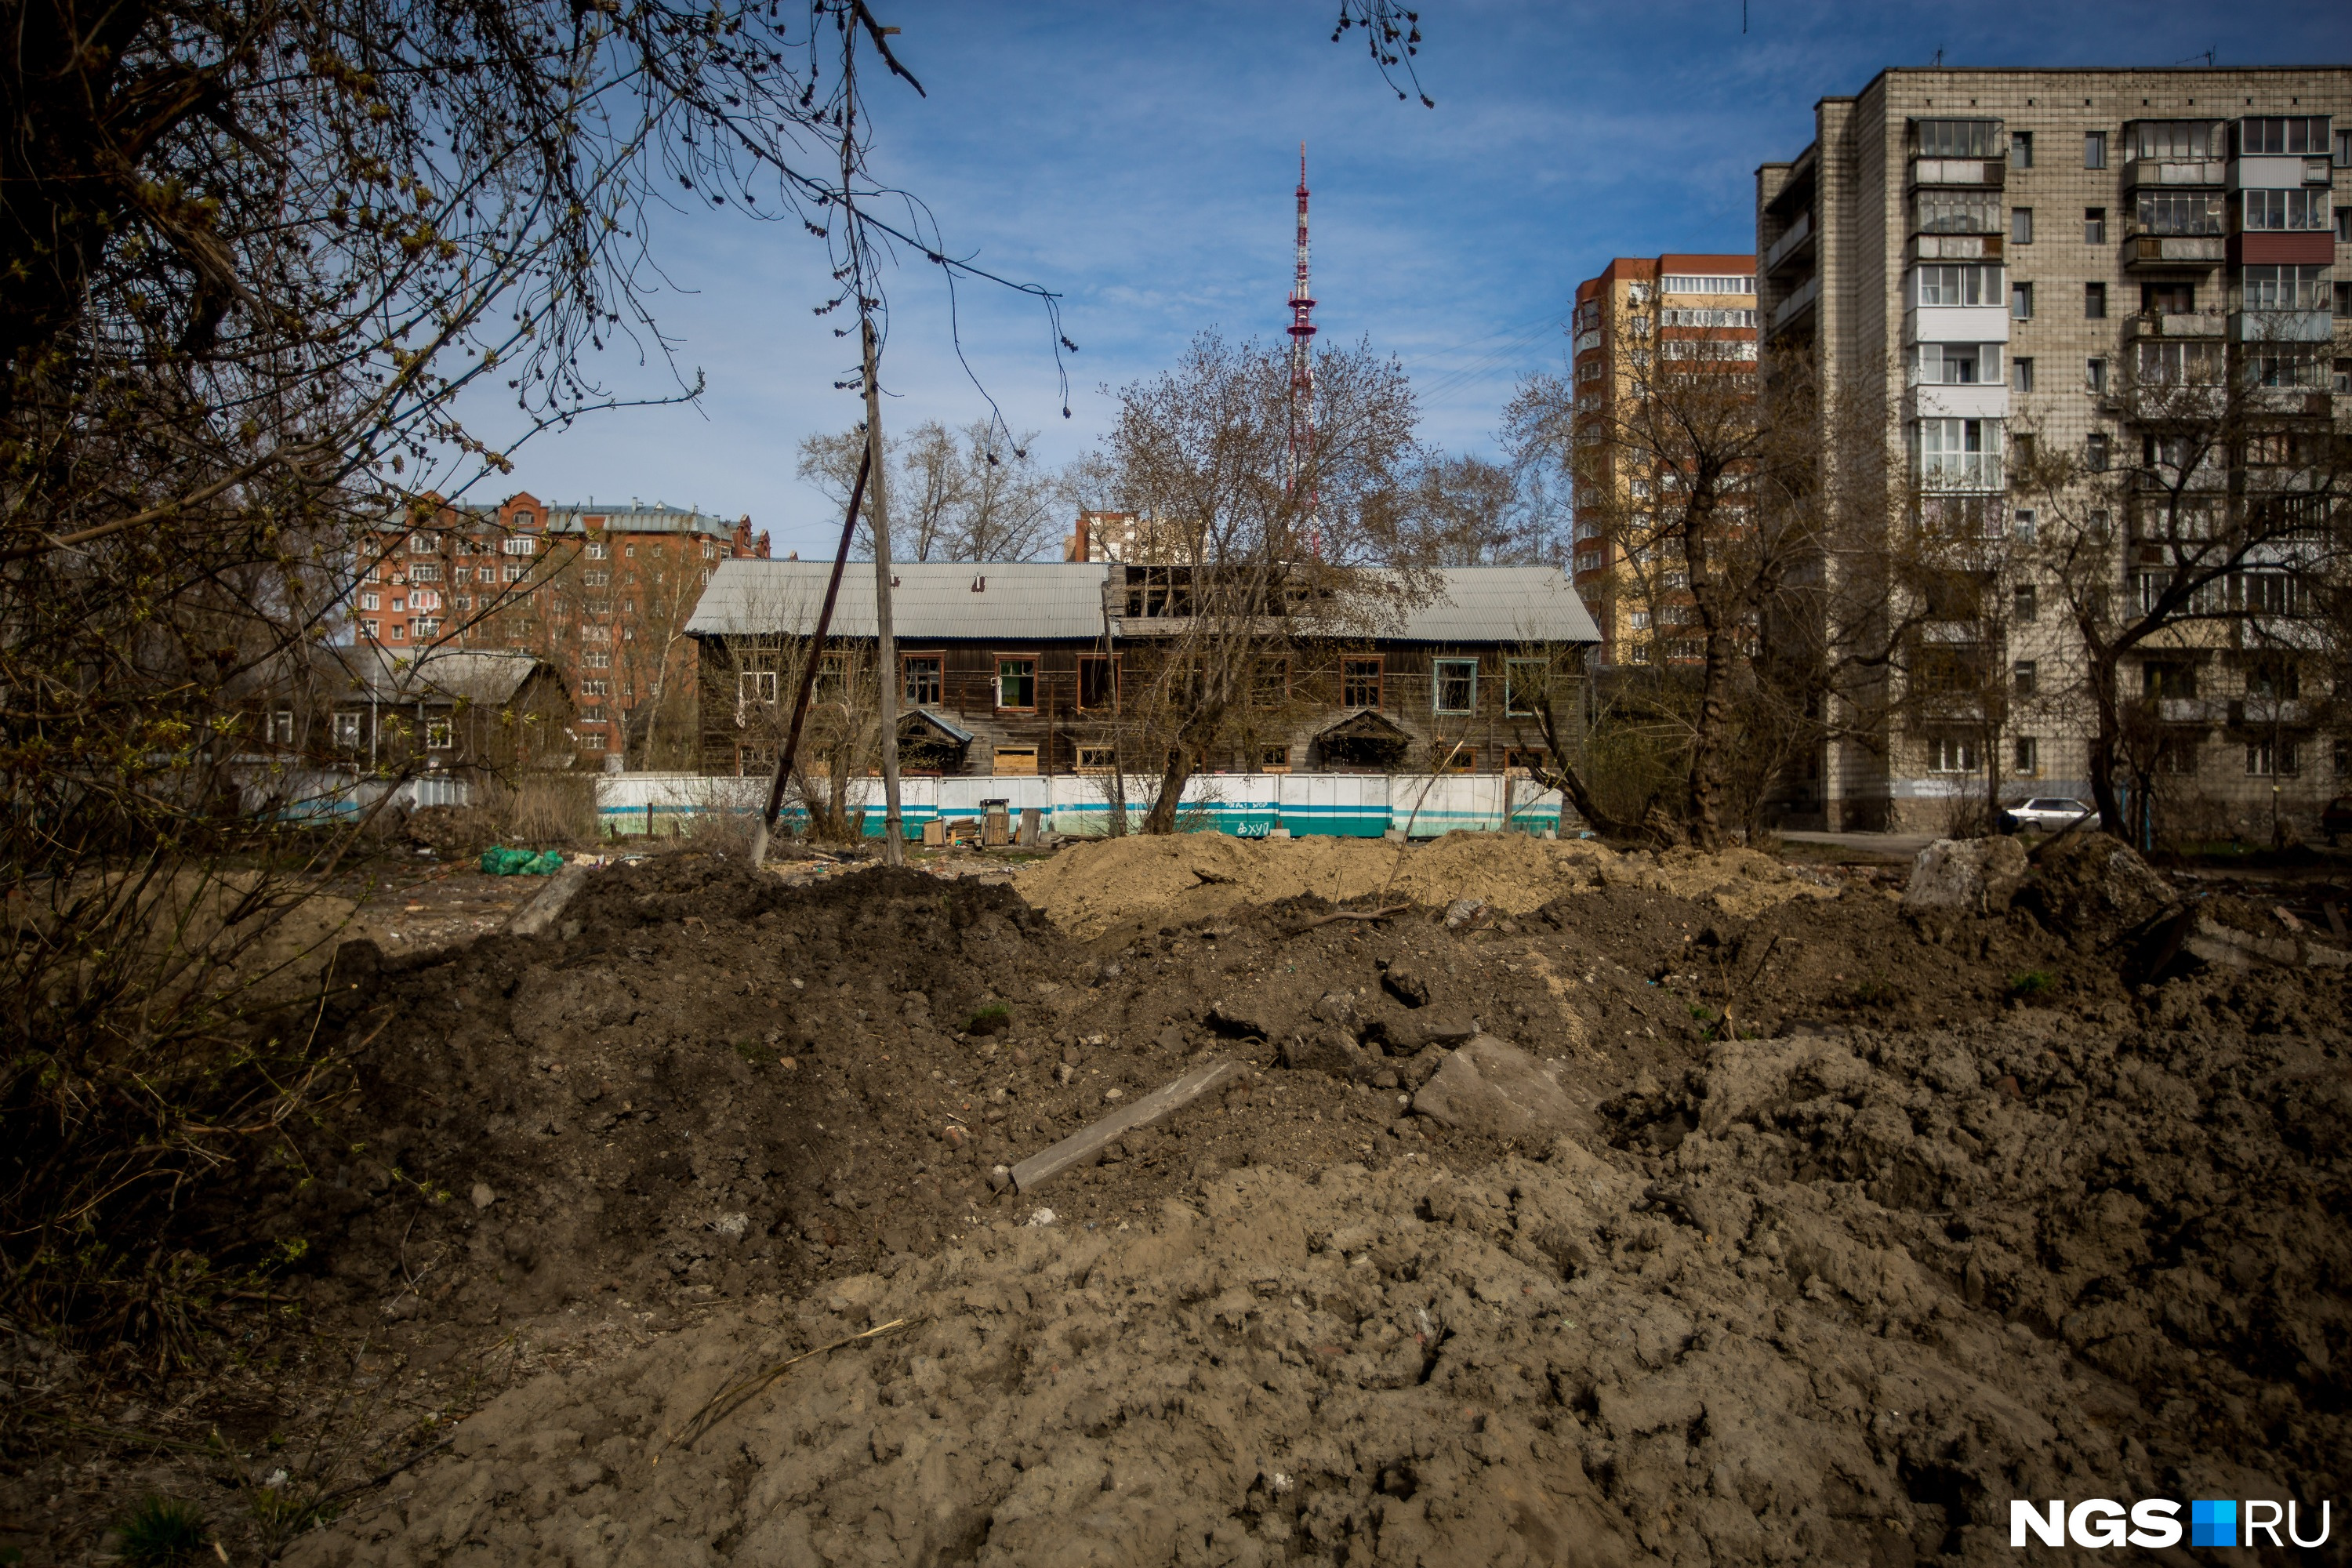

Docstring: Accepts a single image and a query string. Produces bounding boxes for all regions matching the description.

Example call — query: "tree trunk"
[1142,742,1197,835]
[2084,649,2127,840]
[1685,628,1735,851]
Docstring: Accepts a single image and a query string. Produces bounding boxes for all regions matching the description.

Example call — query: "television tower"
[1287,144,1318,541]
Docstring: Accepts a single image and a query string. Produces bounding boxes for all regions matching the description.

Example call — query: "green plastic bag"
[480,846,564,875]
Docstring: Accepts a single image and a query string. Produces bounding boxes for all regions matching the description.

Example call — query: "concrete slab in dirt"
[1411,1034,1579,1143]
[1901,837,2028,916]
[1011,1058,1244,1192]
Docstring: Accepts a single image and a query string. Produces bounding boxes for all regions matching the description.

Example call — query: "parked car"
[1998,797,2096,835]
[2322,796,2352,847]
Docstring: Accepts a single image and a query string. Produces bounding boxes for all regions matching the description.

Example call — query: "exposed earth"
[5,833,2350,1565]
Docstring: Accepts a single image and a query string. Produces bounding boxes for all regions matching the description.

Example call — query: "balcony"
[2122,157,2225,188]
[1906,304,2013,346]
[1909,158,2005,188]
[2230,310,2334,343]
[1916,452,2005,492]
[1907,383,2009,420]
[2121,234,2225,270]
[1573,327,1602,357]
[2244,387,2336,417]
[2157,697,2220,724]
[2228,154,2334,191]
[1907,233,2002,263]
[1764,210,1814,276]
[1769,274,1820,337]
[2233,699,2312,727]
[2124,310,2225,340]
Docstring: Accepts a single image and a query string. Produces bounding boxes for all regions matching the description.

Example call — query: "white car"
[1999,797,2096,834]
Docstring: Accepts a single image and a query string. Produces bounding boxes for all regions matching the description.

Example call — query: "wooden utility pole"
[841,7,906,865]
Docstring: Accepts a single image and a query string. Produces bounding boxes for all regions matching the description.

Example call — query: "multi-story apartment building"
[1568,255,1758,666]
[1759,66,2350,833]
[355,494,770,763]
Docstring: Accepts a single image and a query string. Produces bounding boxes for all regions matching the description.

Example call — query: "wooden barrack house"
[684,561,1601,779]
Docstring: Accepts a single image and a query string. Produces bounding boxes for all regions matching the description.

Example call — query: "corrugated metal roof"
[685,561,1599,645]
[688,561,1116,640]
[1384,566,1602,644]
[340,646,557,705]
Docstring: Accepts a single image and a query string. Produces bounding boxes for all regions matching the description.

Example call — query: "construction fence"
[595,772,1573,841]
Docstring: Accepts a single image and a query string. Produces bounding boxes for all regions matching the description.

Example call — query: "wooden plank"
[1011,1058,1244,1193]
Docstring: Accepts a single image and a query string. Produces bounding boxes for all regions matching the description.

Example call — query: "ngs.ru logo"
[2012,1497,2332,1549]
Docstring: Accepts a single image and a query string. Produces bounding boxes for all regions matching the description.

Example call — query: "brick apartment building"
[1567,255,1759,666]
[355,494,770,764]
[1758,65,2351,833]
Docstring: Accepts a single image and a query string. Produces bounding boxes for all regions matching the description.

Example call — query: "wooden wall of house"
[696,633,1584,778]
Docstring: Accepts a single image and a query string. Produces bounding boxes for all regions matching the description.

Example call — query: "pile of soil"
[285,960,2352,1567]
[1016,833,1838,941]
[16,840,2351,1563]
[263,851,2124,1335]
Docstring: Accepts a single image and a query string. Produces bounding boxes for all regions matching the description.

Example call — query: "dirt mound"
[33,848,2352,1563]
[286,967,2352,1566]
[1017,833,1835,940]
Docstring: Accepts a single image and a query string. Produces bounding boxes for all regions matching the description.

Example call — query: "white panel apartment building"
[1758,66,2350,835]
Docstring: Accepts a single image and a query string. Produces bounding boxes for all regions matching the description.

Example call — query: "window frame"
[2011,206,2034,245]
[1431,657,1479,716]
[2083,130,2107,169]
[1503,657,1550,717]
[1076,653,1117,711]
[426,718,454,750]
[2083,206,2106,245]
[994,653,1040,712]
[1341,655,1384,710]
[901,651,946,709]
[2009,130,2034,169]
[2014,735,2039,776]
[2085,281,2107,319]
[2012,281,2034,320]
[1249,655,1291,707]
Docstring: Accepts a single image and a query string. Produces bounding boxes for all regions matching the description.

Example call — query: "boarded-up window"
[1251,657,1289,706]
[993,746,1039,776]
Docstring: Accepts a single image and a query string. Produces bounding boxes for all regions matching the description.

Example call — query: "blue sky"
[471,0,2351,557]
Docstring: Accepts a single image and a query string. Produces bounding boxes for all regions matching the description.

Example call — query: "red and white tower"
[1286,145,1318,538]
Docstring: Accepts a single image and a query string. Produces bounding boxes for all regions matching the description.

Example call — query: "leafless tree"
[1093,332,1425,830]
[2010,326,2348,841]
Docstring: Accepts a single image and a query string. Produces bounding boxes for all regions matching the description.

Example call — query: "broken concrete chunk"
[505,861,590,938]
[1279,1026,1370,1080]
[1411,1035,1580,1144]
[2183,914,2352,971]
[1443,898,1489,931]
[1381,961,1432,1008]
[1900,837,2027,917]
